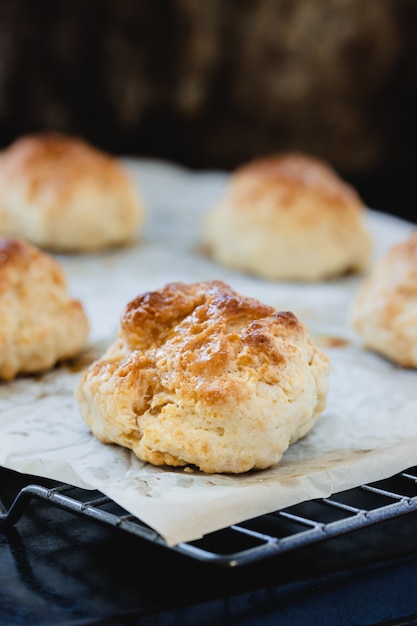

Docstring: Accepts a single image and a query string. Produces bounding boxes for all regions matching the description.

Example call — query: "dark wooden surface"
[0,0,416,219]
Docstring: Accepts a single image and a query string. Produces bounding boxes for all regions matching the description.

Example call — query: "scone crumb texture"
[351,229,417,368]
[0,237,89,380]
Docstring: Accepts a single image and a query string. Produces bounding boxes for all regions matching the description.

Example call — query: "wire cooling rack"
[2,467,417,567]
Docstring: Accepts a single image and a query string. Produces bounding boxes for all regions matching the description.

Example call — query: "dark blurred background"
[0,0,416,221]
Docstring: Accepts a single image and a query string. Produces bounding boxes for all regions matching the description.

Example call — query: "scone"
[0,237,89,380]
[76,280,329,474]
[351,229,417,368]
[0,132,145,252]
[203,153,372,281]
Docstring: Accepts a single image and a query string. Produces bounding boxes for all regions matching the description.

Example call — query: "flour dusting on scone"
[203,153,372,282]
[351,229,417,369]
[0,237,89,380]
[0,132,145,252]
[76,280,329,474]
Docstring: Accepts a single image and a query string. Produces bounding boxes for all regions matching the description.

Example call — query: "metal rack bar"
[1,467,417,568]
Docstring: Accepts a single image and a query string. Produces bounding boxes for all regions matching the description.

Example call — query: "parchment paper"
[0,158,416,547]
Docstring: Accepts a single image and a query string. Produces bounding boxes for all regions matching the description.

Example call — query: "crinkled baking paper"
[0,159,416,546]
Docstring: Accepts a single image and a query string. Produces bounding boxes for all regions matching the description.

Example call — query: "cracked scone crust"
[351,229,417,368]
[0,132,145,252]
[203,153,372,281]
[76,280,329,474]
[0,238,89,380]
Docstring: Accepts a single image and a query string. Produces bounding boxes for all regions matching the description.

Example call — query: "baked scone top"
[76,280,329,474]
[228,152,363,213]
[0,133,123,197]
[121,280,307,404]
[0,236,65,293]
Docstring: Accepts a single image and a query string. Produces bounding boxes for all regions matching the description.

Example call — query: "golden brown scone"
[351,229,417,369]
[0,132,145,252]
[0,237,89,380]
[203,153,372,281]
[76,280,329,474]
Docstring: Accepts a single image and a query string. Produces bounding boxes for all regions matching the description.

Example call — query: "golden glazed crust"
[0,133,145,252]
[0,238,89,380]
[76,280,329,474]
[351,229,417,368]
[203,153,372,281]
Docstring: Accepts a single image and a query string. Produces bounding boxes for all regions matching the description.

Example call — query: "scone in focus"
[351,229,417,368]
[203,153,372,281]
[76,280,329,474]
[0,238,89,380]
[0,132,145,252]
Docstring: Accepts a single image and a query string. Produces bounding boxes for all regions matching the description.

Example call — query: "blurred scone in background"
[0,0,415,222]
